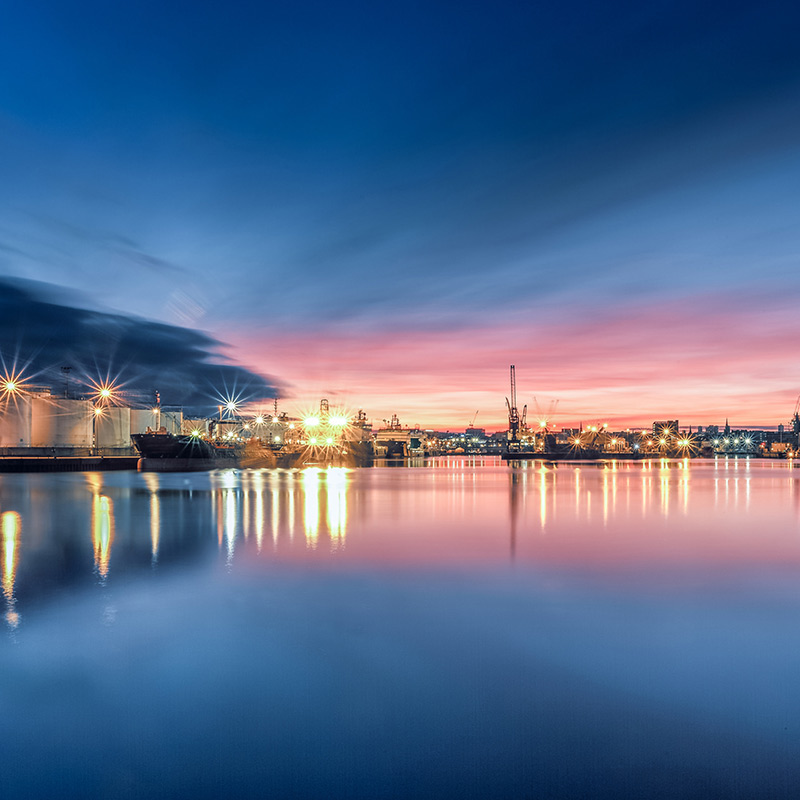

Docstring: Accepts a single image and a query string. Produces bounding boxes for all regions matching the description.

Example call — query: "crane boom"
[507,365,520,447]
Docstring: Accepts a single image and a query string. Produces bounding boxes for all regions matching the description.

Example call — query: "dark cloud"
[0,278,279,414]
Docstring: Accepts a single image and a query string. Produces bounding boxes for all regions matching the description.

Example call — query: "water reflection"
[206,467,352,557]
[302,469,320,547]
[4,459,800,630]
[2,510,20,628]
[298,467,350,549]
[143,473,160,564]
[327,468,347,546]
[86,475,115,582]
[91,495,114,581]
[6,459,800,799]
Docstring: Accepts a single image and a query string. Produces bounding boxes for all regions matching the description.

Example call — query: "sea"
[2,457,800,799]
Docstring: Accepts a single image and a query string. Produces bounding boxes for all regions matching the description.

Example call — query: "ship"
[132,404,375,471]
[131,428,234,471]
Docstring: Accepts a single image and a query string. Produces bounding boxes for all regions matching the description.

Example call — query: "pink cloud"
[221,295,800,430]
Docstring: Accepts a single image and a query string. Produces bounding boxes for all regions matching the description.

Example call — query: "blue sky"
[2,0,800,424]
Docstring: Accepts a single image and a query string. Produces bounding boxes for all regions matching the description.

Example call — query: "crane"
[505,365,526,450]
[467,410,480,428]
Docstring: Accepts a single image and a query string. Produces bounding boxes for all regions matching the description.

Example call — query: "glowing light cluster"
[88,376,122,407]
[0,368,29,402]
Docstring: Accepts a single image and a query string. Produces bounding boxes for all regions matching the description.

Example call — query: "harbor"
[1,365,800,472]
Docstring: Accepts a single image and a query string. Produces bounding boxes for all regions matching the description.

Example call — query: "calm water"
[2,457,800,798]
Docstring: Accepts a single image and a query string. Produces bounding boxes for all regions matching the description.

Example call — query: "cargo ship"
[132,408,375,471]
[131,429,231,471]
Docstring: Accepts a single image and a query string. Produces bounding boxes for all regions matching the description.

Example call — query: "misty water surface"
[2,458,800,799]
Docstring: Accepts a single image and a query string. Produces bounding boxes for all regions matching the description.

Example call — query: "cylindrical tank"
[130,409,159,434]
[51,399,93,446]
[96,407,132,448]
[30,395,56,446]
[0,397,33,446]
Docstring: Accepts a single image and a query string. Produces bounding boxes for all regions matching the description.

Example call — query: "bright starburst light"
[87,374,124,407]
[0,367,29,402]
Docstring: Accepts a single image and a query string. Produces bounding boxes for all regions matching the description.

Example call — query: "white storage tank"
[0,396,33,446]
[130,409,159,434]
[51,399,93,446]
[30,395,57,446]
[96,407,132,448]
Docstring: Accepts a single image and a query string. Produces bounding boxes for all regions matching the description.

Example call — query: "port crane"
[793,395,800,437]
[505,365,526,451]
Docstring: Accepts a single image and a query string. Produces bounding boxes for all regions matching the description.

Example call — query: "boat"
[132,428,224,471]
[132,414,376,472]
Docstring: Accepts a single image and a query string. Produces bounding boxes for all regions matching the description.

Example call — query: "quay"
[0,447,139,473]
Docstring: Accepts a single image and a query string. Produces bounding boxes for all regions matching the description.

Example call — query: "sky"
[1,0,800,428]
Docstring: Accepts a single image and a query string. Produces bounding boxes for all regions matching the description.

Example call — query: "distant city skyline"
[2,1,800,429]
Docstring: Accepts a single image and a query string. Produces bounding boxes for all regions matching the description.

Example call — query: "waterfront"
[3,458,800,798]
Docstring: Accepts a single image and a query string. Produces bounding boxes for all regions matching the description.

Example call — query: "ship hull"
[133,432,375,472]
[132,432,217,460]
[132,432,222,471]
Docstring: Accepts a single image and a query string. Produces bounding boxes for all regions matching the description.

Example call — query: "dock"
[0,447,139,473]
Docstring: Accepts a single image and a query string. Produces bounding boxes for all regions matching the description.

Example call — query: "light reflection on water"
[2,510,19,628]
[0,458,799,626]
[2,458,800,797]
